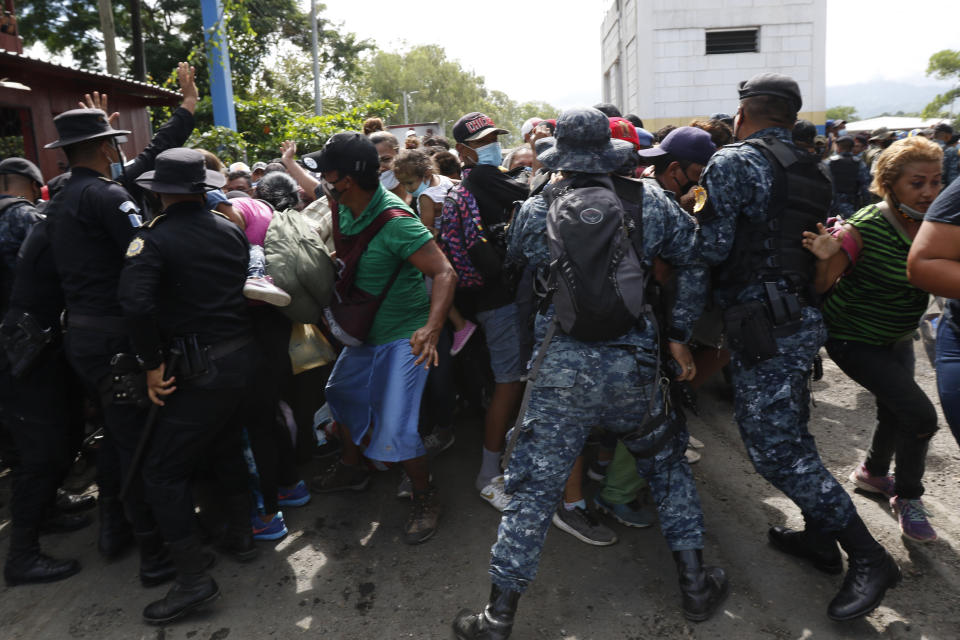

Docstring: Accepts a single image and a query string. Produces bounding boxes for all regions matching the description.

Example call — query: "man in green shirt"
[306,133,457,544]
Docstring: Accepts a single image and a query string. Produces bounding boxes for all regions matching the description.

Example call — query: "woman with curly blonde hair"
[802,136,943,542]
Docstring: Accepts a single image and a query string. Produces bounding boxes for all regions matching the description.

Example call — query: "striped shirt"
[821,205,929,345]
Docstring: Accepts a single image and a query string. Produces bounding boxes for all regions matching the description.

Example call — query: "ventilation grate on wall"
[705,28,758,55]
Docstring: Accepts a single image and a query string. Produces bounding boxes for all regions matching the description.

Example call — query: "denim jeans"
[825,337,938,499]
[935,316,960,448]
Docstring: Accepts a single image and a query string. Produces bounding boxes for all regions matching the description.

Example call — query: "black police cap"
[0,157,43,186]
[738,72,802,113]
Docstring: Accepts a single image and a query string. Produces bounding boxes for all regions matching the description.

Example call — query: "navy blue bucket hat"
[537,107,634,173]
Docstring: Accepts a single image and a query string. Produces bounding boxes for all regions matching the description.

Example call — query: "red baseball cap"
[609,117,641,151]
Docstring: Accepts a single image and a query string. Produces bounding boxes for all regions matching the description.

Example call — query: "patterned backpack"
[438,182,487,289]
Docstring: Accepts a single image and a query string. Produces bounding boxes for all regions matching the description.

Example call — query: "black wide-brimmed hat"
[135,148,226,194]
[44,108,131,149]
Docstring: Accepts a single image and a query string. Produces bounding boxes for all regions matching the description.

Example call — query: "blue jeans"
[936,317,960,448]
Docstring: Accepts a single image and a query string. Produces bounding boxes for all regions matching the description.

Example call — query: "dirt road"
[1,346,958,639]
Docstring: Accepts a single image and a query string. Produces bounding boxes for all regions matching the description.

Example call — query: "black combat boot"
[4,526,80,586]
[55,488,97,514]
[768,525,843,574]
[135,529,177,587]
[452,583,521,640]
[142,535,220,625]
[40,509,91,535]
[828,515,900,621]
[672,549,729,622]
[98,495,134,559]
[215,493,258,562]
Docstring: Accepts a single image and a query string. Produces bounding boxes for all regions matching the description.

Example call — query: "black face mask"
[675,165,697,195]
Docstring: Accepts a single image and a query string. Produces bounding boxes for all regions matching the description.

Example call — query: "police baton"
[119,350,181,501]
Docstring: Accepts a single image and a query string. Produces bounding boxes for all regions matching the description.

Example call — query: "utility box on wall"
[601,0,827,131]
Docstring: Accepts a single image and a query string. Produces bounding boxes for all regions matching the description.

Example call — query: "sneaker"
[251,512,288,541]
[551,505,618,546]
[586,460,610,482]
[685,447,702,464]
[687,435,705,449]
[396,472,433,499]
[404,488,441,544]
[593,495,656,528]
[891,497,937,542]
[277,480,311,507]
[479,476,511,512]
[849,462,895,498]
[423,428,455,458]
[450,321,477,356]
[310,460,370,493]
[243,277,291,307]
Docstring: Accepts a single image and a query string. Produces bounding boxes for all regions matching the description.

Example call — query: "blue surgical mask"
[410,180,430,198]
[108,142,126,181]
[475,141,502,167]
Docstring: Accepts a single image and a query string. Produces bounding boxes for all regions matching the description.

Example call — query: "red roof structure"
[0,47,181,182]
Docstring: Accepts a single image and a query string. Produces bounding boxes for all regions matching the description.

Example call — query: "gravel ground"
[1,343,959,639]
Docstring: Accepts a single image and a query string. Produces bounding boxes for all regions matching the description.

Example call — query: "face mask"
[379,169,399,190]
[890,193,926,221]
[475,141,502,167]
[108,141,126,181]
[410,180,430,198]
[321,177,346,203]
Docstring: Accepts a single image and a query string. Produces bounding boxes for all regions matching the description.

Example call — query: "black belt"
[67,314,126,334]
[202,334,252,361]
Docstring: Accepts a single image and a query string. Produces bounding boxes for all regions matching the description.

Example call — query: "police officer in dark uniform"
[698,73,899,621]
[0,157,93,585]
[119,148,257,624]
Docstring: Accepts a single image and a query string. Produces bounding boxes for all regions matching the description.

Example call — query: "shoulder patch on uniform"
[692,185,708,214]
[119,200,143,227]
[125,237,145,258]
[146,214,166,228]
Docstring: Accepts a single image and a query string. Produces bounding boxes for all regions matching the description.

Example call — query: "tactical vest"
[829,155,860,196]
[715,136,832,295]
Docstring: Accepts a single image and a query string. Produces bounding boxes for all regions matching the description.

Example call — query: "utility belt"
[722,282,806,368]
[100,334,251,408]
[0,312,57,379]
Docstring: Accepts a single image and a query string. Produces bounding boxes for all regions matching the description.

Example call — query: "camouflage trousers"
[729,305,855,533]
[489,344,704,593]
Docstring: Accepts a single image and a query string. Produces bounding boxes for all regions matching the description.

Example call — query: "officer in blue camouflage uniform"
[825,135,871,217]
[933,123,958,187]
[453,107,727,640]
[0,158,44,319]
[698,72,900,621]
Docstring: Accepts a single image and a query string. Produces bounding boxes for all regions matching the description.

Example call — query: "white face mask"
[379,169,399,190]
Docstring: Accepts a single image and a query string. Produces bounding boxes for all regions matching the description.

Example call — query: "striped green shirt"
[821,205,929,345]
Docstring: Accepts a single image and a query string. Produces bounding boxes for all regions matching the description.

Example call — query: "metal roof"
[0,48,182,100]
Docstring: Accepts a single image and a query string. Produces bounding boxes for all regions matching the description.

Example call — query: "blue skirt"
[325,338,429,462]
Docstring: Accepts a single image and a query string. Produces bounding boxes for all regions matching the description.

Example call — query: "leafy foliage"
[185,98,397,164]
[826,106,858,122]
[923,49,960,127]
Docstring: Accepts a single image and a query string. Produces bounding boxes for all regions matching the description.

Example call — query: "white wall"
[601,0,827,128]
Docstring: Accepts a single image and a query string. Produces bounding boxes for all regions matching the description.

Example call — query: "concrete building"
[601,0,827,132]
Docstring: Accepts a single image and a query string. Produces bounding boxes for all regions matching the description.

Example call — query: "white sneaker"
[479,475,511,512]
[244,277,291,307]
[685,447,702,464]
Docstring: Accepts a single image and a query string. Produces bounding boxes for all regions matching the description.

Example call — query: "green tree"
[923,49,960,127]
[826,106,858,122]
[15,1,369,99]
[362,45,556,146]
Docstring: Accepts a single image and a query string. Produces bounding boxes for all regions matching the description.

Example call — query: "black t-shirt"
[924,178,960,320]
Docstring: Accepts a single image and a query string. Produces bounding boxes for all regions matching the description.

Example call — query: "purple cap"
[637,126,716,166]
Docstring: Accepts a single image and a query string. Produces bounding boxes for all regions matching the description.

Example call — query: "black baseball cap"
[0,157,43,186]
[301,132,378,176]
[738,72,802,112]
[453,112,509,144]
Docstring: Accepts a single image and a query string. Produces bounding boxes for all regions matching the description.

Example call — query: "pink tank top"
[230,198,274,246]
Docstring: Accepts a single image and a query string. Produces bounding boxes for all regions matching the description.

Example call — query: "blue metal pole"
[200,0,237,130]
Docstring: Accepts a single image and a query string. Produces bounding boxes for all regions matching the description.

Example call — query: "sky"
[316,0,960,110]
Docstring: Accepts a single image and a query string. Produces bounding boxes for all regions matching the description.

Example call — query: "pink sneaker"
[848,462,895,498]
[450,320,477,355]
[891,497,937,542]
[244,276,291,307]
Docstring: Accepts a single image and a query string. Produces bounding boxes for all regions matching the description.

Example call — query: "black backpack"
[541,174,648,342]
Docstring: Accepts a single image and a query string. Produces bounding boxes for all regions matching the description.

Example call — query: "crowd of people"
[1,60,959,637]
